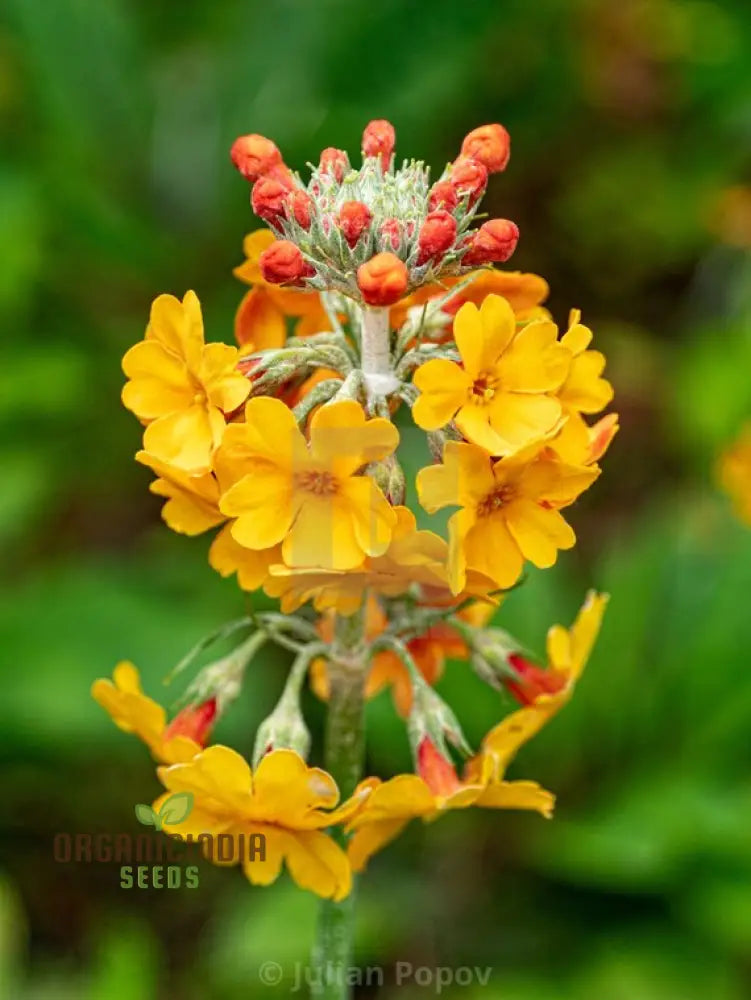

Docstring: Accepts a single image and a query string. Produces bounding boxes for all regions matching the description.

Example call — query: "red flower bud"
[230,134,283,181]
[289,189,313,229]
[236,355,263,378]
[428,180,459,213]
[460,123,511,173]
[251,176,293,225]
[164,698,217,746]
[338,200,372,248]
[319,147,349,183]
[462,219,519,266]
[362,118,396,170]
[357,252,409,306]
[259,240,315,285]
[379,218,402,251]
[417,209,457,265]
[416,736,461,797]
[449,156,488,205]
[505,654,567,706]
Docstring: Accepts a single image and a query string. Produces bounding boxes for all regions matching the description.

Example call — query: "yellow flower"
[417,440,599,593]
[558,309,613,415]
[412,294,570,456]
[346,735,553,873]
[547,412,619,468]
[264,506,496,615]
[480,591,608,774]
[136,450,224,535]
[718,424,751,525]
[155,746,370,900]
[91,662,204,765]
[209,523,282,591]
[218,398,399,571]
[122,291,250,472]
[234,230,330,348]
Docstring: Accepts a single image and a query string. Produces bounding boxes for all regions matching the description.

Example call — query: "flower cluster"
[97,119,617,902]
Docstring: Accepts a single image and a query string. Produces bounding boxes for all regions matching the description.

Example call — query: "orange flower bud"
[449,156,488,205]
[357,252,408,306]
[460,123,511,173]
[362,118,396,170]
[417,209,457,265]
[260,240,315,285]
[251,176,293,225]
[319,147,349,183]
[290,189,313,229]
[379,218,402,250]
[230,133,283,181]
[416,736,461,797]
[164,698,217,746]
[462,219,519,265]
[338,200,373,247]
[504,654,567,706]
[428,180,459,213]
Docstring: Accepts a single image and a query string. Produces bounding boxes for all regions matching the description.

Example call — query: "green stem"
[310,603,368,1000]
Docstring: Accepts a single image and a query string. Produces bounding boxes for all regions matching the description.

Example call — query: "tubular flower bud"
[362,118,396,171]
[462,219,520,266]
[504,654,567,706]
[259,240,315,285]
[357,252,408,306]
[428,180,459,213]
[460,123,511,173]
[417,210,457,265]
[230,133,283,181]
[164,698,217,746]
[379,218,402,251]
[251,176,293,225]
[289,189,314,229]
[449,156,488,205]
[416,736,462,797]
[319,147,350,183]
[338,200,373,248]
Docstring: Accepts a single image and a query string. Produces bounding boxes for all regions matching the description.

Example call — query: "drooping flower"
[155,746,371,900]
[217,398,399,571]
[121,291,250,472]
[233,229,329,348]
[718,424,751,525]
[417,440,599,592]
[91,662,213,764]
[412,294,570,456]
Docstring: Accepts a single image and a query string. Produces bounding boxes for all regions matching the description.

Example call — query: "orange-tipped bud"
[460,123,511,173]
[505,654,567,706]
[164,698,217,746]
[357,252,408,306]
[462,218,519,265]
[251,175,293,225]
[379,218,402,251]
[319,147,349,183]
[230,134,283,181]
[338,200,372,248]
[417,210,457,265]
[362,118,396,170]
[428,180,459,213]
[259,240,315,285]
[449,156,488,205]
[416,736,462,797]
[289,189,313,229]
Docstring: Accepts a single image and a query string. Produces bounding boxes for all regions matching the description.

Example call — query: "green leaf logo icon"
[134,803,159,827]
[134,793,193,831]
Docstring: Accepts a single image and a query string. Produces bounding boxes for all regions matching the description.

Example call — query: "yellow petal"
[283,496,364,570]
[222,473,296,549]
[234,287,287,349]
[142,404,221,473]
[280,829,352,901]
[147,291,204,367]
[485,392,562,454]
[462,511,524,590]
[234,229,277,284]
[309,401,399,471]
[158,745,253,803]
[347,818,411,872]
[208,523,278,590]
[412,360,470,430]
[454,295,516,377]
[476,779,555,818]
[340,478,396,558]
[495,320,570,392]
[241,824,285,885]
[253,749,339,826]
[504,499,575,568]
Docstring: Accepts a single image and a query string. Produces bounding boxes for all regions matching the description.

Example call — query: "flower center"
[469,371,499,405]
[295,470,339,496]
[477,484,515,517]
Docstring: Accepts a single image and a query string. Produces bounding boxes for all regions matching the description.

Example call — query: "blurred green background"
[3,0,751,997]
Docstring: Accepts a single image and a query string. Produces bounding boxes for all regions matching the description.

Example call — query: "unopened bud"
[289,189,314,229]
[259,240,315,285]
[416,736,462,797]
[319,147,349,183]
[362,118,396,171]
[428,180,459,213]
[449,156,488,206]
[505,653,567,706]
[408,680,472,764]
[164,698,217,746]
[460,123,511,173]
[417,210,457,265]
[366,453,405,506]
[230,133,283,181]
[462,219,519,266]
[251,175,293,226]
[338,200,373,248]
[357,252,408,306]
[379,218,402,251]
[253,700,310,767]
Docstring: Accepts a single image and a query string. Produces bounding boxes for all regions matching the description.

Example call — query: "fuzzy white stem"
[360,306,399,397]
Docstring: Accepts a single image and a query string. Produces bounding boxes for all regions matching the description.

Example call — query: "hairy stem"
[360,305,399,398]
[310,603,368,1000]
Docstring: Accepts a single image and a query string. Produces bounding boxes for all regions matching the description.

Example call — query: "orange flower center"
[477,484,515,517]
[469,370,499,405]
[295,470,339,496]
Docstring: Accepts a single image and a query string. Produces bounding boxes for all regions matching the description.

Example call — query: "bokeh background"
[2,0,751,997]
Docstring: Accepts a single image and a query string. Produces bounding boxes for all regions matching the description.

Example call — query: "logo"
[135,792,194,831]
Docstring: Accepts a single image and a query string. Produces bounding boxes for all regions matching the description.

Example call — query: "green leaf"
[134,803,156,827]
[158,792,194,826]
